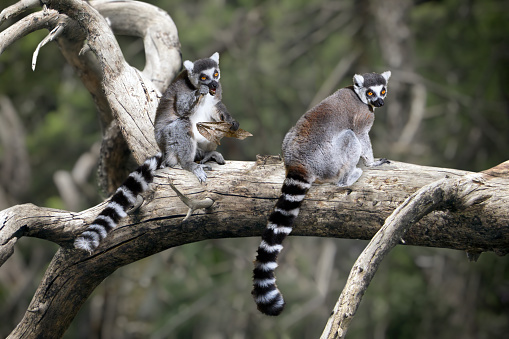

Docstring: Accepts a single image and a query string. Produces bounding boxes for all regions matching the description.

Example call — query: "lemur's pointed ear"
[381,71,391,83]
[210,52,219,64]
[353,74,364,88]
[183,60,194,73]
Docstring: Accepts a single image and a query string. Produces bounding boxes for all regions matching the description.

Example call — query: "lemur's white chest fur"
[191,93,218,147]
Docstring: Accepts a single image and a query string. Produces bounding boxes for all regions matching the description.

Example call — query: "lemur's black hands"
[198,85,209,96]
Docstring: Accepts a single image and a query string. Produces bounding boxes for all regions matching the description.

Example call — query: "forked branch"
[320,162,508,339]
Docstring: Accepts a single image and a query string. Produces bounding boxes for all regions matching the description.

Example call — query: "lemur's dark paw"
[379,158,390,165]
[200,151,225,165]
[198,85,209,96]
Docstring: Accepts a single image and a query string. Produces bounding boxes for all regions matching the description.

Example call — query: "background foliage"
[0,0,508,338]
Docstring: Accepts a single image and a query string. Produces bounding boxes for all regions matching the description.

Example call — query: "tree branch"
[1,158,508,337]
[320,164,501,339]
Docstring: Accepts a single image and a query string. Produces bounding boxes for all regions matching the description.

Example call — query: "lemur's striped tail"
[252,168,312,316]
[74,153,163,253]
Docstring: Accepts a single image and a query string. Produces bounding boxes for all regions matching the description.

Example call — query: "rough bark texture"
[320,162,507,339]
[1,158,509,338]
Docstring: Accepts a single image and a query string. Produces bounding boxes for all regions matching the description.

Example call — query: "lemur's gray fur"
[252,71,391,316]
[74,53,238,253]
[155,52,238,183]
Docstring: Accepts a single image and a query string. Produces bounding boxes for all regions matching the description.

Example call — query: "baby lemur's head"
[184,52,221,95]
[353,71,391,109]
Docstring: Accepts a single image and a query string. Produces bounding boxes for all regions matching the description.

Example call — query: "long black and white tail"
[74,153,164,253]
[252,168,312,316]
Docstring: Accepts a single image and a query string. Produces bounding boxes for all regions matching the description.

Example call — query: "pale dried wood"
[1,158,508,338]
[320,161,507,339]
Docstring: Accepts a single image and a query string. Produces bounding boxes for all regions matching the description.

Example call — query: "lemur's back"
[282,87,374,172]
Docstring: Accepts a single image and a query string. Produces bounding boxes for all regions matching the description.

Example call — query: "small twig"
[169,182,214,221]
[32,22,65,71]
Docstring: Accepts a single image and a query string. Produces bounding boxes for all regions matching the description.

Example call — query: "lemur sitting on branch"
[74,53,239,253]
[252,71,391,316]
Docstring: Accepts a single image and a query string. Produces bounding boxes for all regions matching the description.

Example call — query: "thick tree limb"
[1,158,508,338]
[320,161,505,339]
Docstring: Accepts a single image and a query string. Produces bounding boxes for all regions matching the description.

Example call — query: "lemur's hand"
[219,112,239,131]
[198,85,209,96]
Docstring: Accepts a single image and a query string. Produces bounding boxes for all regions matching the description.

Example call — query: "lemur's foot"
[366,158,390,167]
[337,168,363,187]
[200,151,225,165]
[192,164,212,184]
[375,158,390,166]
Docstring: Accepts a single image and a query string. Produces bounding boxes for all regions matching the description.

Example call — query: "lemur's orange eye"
[201,76,207,80]
[214,72,219,77]
[381,90,386,95]
[367,91,373,96]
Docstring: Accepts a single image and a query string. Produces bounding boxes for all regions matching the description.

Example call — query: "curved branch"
[320,170,495,339]
[0,0,39,25]
[90,0,181,93]
[0,9,62,55]
[1,159,508,337]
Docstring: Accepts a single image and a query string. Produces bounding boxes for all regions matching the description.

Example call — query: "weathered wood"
[320,165,501,339]
[1,158,508,338]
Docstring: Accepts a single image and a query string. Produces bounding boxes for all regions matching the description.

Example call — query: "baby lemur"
[252,71,391,316]
[74,52,238,253]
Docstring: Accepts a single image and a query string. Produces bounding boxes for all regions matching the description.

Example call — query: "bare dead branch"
[0,9,62,55]
[0,0,39,25]
[320,163,504,339]
[32,22,65,70]
[1,159,509,337]
[89,0,181,93]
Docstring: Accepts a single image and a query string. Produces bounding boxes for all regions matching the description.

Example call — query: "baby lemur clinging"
[74,52,238,253]
[252,71,391,316]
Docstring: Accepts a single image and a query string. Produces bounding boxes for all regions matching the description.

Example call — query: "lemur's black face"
[365,85,387,107]
[198,67,220,95]
[353,71,391,109]
[183,53,221,96]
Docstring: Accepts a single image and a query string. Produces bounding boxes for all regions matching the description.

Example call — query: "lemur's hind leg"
[165,119,210,183]
[199,151,225,165]
[335,130,363,187]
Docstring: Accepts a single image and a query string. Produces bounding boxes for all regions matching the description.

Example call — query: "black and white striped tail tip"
[74,235,97,254]
[252,262,286,316]
[74,153,163,253]
[253,287,285,316]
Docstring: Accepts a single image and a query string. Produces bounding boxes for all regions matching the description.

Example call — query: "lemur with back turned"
[252,71,391,316]
[74,52,239,253]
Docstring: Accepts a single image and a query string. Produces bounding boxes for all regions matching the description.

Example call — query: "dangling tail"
[252,167,312,316]
[74,153,164,253]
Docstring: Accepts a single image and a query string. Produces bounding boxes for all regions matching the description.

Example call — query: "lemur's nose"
[209,81,218,90]
[373,98,384,107]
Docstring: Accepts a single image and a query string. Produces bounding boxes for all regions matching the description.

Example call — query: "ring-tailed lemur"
[74,52,239,253]
[252,71,391,316]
